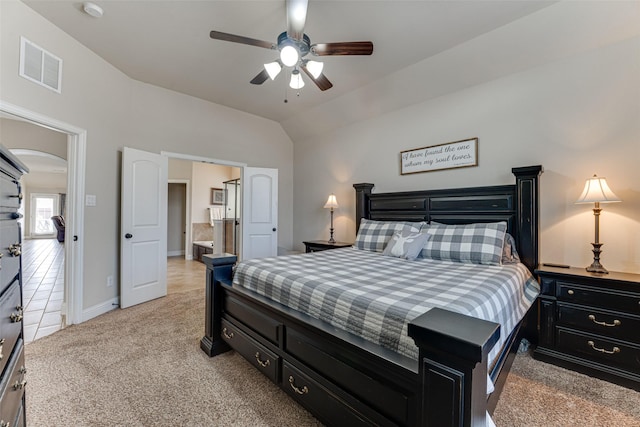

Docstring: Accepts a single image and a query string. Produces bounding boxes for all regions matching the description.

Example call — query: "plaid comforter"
[233,247,539,363]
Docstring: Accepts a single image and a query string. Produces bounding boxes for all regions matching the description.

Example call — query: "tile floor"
[21,238,65,343]
[21,239,206,344]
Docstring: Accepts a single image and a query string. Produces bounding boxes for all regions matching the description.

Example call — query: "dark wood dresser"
[0,145,28,427]
[534,265,640,390]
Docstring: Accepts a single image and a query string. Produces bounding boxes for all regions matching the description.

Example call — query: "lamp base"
[586,242,608,274]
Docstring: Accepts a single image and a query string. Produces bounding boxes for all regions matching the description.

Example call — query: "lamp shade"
[306,60,324,78]
[575,175,621,204]
[324,194,338,209]
[264,61,282,80]
[289,69,304,89]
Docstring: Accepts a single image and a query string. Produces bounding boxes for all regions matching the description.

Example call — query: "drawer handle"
[222,327,234,340]
[8,243,21,257]
[288,375,309,395]
[254,352,270,368]
[12,379,27,390]
[588,315,621,327]
[587,340,620,355]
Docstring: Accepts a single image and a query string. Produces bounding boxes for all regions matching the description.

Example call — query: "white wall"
[292,4,640,274]
[0,0,294,312]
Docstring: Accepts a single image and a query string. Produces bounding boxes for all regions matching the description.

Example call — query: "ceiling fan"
[209,0,373,92]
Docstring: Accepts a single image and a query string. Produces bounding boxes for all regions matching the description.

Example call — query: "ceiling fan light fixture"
[306,60,324,78]
[280,45,299,67]
[264,61,282,80]
[289,69,304,89]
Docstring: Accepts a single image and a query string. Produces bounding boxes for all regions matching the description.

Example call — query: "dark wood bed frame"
[201,165,542,427]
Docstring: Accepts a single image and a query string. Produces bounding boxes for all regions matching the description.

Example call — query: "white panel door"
[120,147,168,308]
[241,167,278,260]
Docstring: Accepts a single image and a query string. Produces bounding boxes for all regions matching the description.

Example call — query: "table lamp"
[324,194,338,243]
[575,174,621,274]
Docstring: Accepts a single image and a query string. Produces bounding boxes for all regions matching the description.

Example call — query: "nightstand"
[534,265,640,391]
[303,240,352,253]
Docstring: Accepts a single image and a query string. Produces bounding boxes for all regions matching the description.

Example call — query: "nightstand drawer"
[557,282,640,314]
[557,329,640,374]
[557,303,640,344]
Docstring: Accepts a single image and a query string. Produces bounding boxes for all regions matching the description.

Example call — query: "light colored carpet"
[25,288,640,426]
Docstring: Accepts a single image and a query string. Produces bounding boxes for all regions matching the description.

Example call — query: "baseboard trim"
[81,297,119,322]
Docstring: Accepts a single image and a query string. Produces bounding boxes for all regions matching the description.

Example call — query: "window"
[30,194,59,237]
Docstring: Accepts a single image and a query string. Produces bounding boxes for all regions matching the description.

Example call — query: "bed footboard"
[202,254,500,426]
[408,309,500,426]
[200,253,236,357]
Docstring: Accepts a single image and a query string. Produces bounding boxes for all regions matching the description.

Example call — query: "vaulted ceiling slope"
[23,1,554,117]
[22,1,640,142]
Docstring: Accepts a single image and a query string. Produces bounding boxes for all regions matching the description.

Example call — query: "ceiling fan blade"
[286,0,308,41]
[250,69,270,85]
[311,41,373,56]
[300,64,333,91]
[210,30,276,50]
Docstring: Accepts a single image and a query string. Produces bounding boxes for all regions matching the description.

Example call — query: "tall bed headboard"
[354,165,543,273]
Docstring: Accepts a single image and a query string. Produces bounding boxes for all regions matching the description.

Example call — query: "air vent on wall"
[19,37,62,93]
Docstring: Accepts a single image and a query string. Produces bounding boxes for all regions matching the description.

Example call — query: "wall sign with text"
[400,138,478,175]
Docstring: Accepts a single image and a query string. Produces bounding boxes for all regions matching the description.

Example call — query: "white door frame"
[0,100,86,325]
[167,179,190,260]
[161,151,246,260]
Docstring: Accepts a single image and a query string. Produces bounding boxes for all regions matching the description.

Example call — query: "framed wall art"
[400,137,478,175]
[211,188,226,205]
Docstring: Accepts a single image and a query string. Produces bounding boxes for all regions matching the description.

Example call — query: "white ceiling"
[9,149,67,174]
[22,0,556,124]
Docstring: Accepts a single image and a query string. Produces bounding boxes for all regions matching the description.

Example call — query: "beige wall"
[292,6,640,274]
[1,0,294,311]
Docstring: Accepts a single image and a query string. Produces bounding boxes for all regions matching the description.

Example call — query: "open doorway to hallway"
[166,158,241,294]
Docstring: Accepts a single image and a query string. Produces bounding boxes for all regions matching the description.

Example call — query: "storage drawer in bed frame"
[220,295,415,427]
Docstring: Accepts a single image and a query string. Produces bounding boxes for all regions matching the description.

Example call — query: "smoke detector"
[83,2,103,18]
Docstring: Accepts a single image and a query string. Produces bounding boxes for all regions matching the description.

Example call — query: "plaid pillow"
[354,219,425,252]
[420,221,508,265]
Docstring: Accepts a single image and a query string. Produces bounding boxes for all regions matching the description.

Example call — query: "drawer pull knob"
[8,243,21,257]
[254,352,270,368]
[588,315,621,327]
[288,375,309,395]
[567,290,574,295]
[222,327,234,340]
[587,340,620,355]
[12,379,27,390]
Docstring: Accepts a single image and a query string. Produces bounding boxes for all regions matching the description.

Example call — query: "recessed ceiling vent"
[19,37,62,93]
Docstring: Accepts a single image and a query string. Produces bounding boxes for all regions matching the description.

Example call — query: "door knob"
[125,233,133,239]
